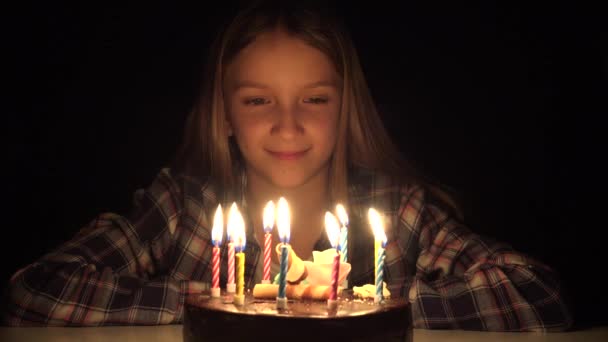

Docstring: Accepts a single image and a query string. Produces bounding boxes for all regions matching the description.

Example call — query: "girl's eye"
[303,97,328,104]
[244,97,269,106]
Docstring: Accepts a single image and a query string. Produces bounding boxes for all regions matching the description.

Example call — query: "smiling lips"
[266,148,310,160]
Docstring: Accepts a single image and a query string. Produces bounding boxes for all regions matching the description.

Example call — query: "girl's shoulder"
[347,166,462,221]
[141,167,223,209]
[347,166,425,200]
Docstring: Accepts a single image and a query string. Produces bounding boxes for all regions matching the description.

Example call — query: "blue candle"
[368,208,387,304]
[336,204,348,265]
[339,226,348,263]
[276,197,290,309]
[278,244,288,299]
[375,242,386,303]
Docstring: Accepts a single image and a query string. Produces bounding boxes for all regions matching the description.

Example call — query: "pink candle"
[330,250,340,301]
[211,204,223,298]
[263,233,272,283]
[262,201,275,284]
[324,212,341,309]
[227,242,235,293]
[212,247,220,289]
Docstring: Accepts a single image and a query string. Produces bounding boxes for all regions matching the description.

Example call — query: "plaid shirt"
[3,167,572,331]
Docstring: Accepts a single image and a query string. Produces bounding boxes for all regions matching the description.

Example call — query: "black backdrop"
[5,1,606,327]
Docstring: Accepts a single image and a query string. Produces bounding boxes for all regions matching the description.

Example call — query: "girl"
[4,1,572,331]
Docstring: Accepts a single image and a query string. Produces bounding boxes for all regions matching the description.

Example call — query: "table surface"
[1,325,607,342]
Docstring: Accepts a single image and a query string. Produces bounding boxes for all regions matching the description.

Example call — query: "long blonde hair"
[173,1,460,216]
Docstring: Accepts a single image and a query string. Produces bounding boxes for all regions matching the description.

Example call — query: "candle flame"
[336,204,348,226]
[212,204,223,246]
[227,202,237,242]
[277,197,290,243]
[324,211,341,249]
[368,208,387,247]
[228,202,246,251]
[263,200,275,234]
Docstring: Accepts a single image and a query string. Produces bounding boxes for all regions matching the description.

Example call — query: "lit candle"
[336,204,348,288]
[324,211,341,309]
[262,201,275,284]
[211,204,223,298]
[276,197,290,309]
[369,208,387,303]
[230,204,246,306]
[226,203,237,294]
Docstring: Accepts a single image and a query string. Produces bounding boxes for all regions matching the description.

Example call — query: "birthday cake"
[183,247,412,342]
[185,202,411,341]
[183,290,411,342]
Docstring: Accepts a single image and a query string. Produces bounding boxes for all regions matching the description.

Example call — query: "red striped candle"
[262,201,275,284]
[263,233,272,283]
[330,251,340,301]
[324,212,341,308]
[212,246,220,289]
[227,242,235,292]
[211,204,223,298]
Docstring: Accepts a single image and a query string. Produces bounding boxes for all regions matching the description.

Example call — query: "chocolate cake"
[183,290,412,342]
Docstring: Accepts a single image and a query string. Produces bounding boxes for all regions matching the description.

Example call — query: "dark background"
[5,1,606,328]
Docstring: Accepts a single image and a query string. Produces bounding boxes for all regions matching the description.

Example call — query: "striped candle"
[339,227,348,263]
[336,204,348,264]
[262,201,275,284]
[263,233,272,283]
[325,211,341,307]
[278,244,288,299]
[227,242,235,293]
[368,208,387,304]
[375,243,386,303]
[211,205,223,297]
[276,197,290,309]
[374,239,381,281]
[212,247,220,291]
[330,251,340,301]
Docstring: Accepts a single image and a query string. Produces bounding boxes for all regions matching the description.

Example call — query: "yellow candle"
[369,208,384,284]
[228,202,246,305]
[236,252,245,296]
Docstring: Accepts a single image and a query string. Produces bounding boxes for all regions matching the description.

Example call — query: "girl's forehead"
[224,31,339,89]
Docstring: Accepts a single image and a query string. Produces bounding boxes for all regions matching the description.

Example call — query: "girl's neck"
[245,169,331,260]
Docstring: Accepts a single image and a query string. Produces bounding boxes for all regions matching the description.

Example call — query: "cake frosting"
[183,246,412,341]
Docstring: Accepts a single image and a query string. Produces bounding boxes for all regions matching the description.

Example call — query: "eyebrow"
[233,80,338,91]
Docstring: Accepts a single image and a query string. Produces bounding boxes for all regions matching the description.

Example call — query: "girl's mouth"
[266,148,310,160]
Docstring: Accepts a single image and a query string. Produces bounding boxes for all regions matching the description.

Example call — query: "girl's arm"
[3,169,207,326]
[390,186,573,332]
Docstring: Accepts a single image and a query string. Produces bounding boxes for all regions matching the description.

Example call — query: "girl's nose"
[271,105,303,139]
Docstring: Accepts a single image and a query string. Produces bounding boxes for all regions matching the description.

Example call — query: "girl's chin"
[246,164,329,191]
[266,175,309,190]
[264,170,322,190]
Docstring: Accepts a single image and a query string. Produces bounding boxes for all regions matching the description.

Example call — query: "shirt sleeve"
[3,168,207,326]
[397,185,573,331]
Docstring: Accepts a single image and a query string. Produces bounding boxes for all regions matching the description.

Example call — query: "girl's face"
[224,30,341,190]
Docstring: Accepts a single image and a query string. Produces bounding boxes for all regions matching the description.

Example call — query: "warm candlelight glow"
[212,204,223,247]
[336,204,348,226]
[277,197,290,244]
[368,208,387,247]
[227,203,237,242]
[229,202,246,252]
[263,200,275,234]
[324,212,341,248]
[325,211,342,307]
